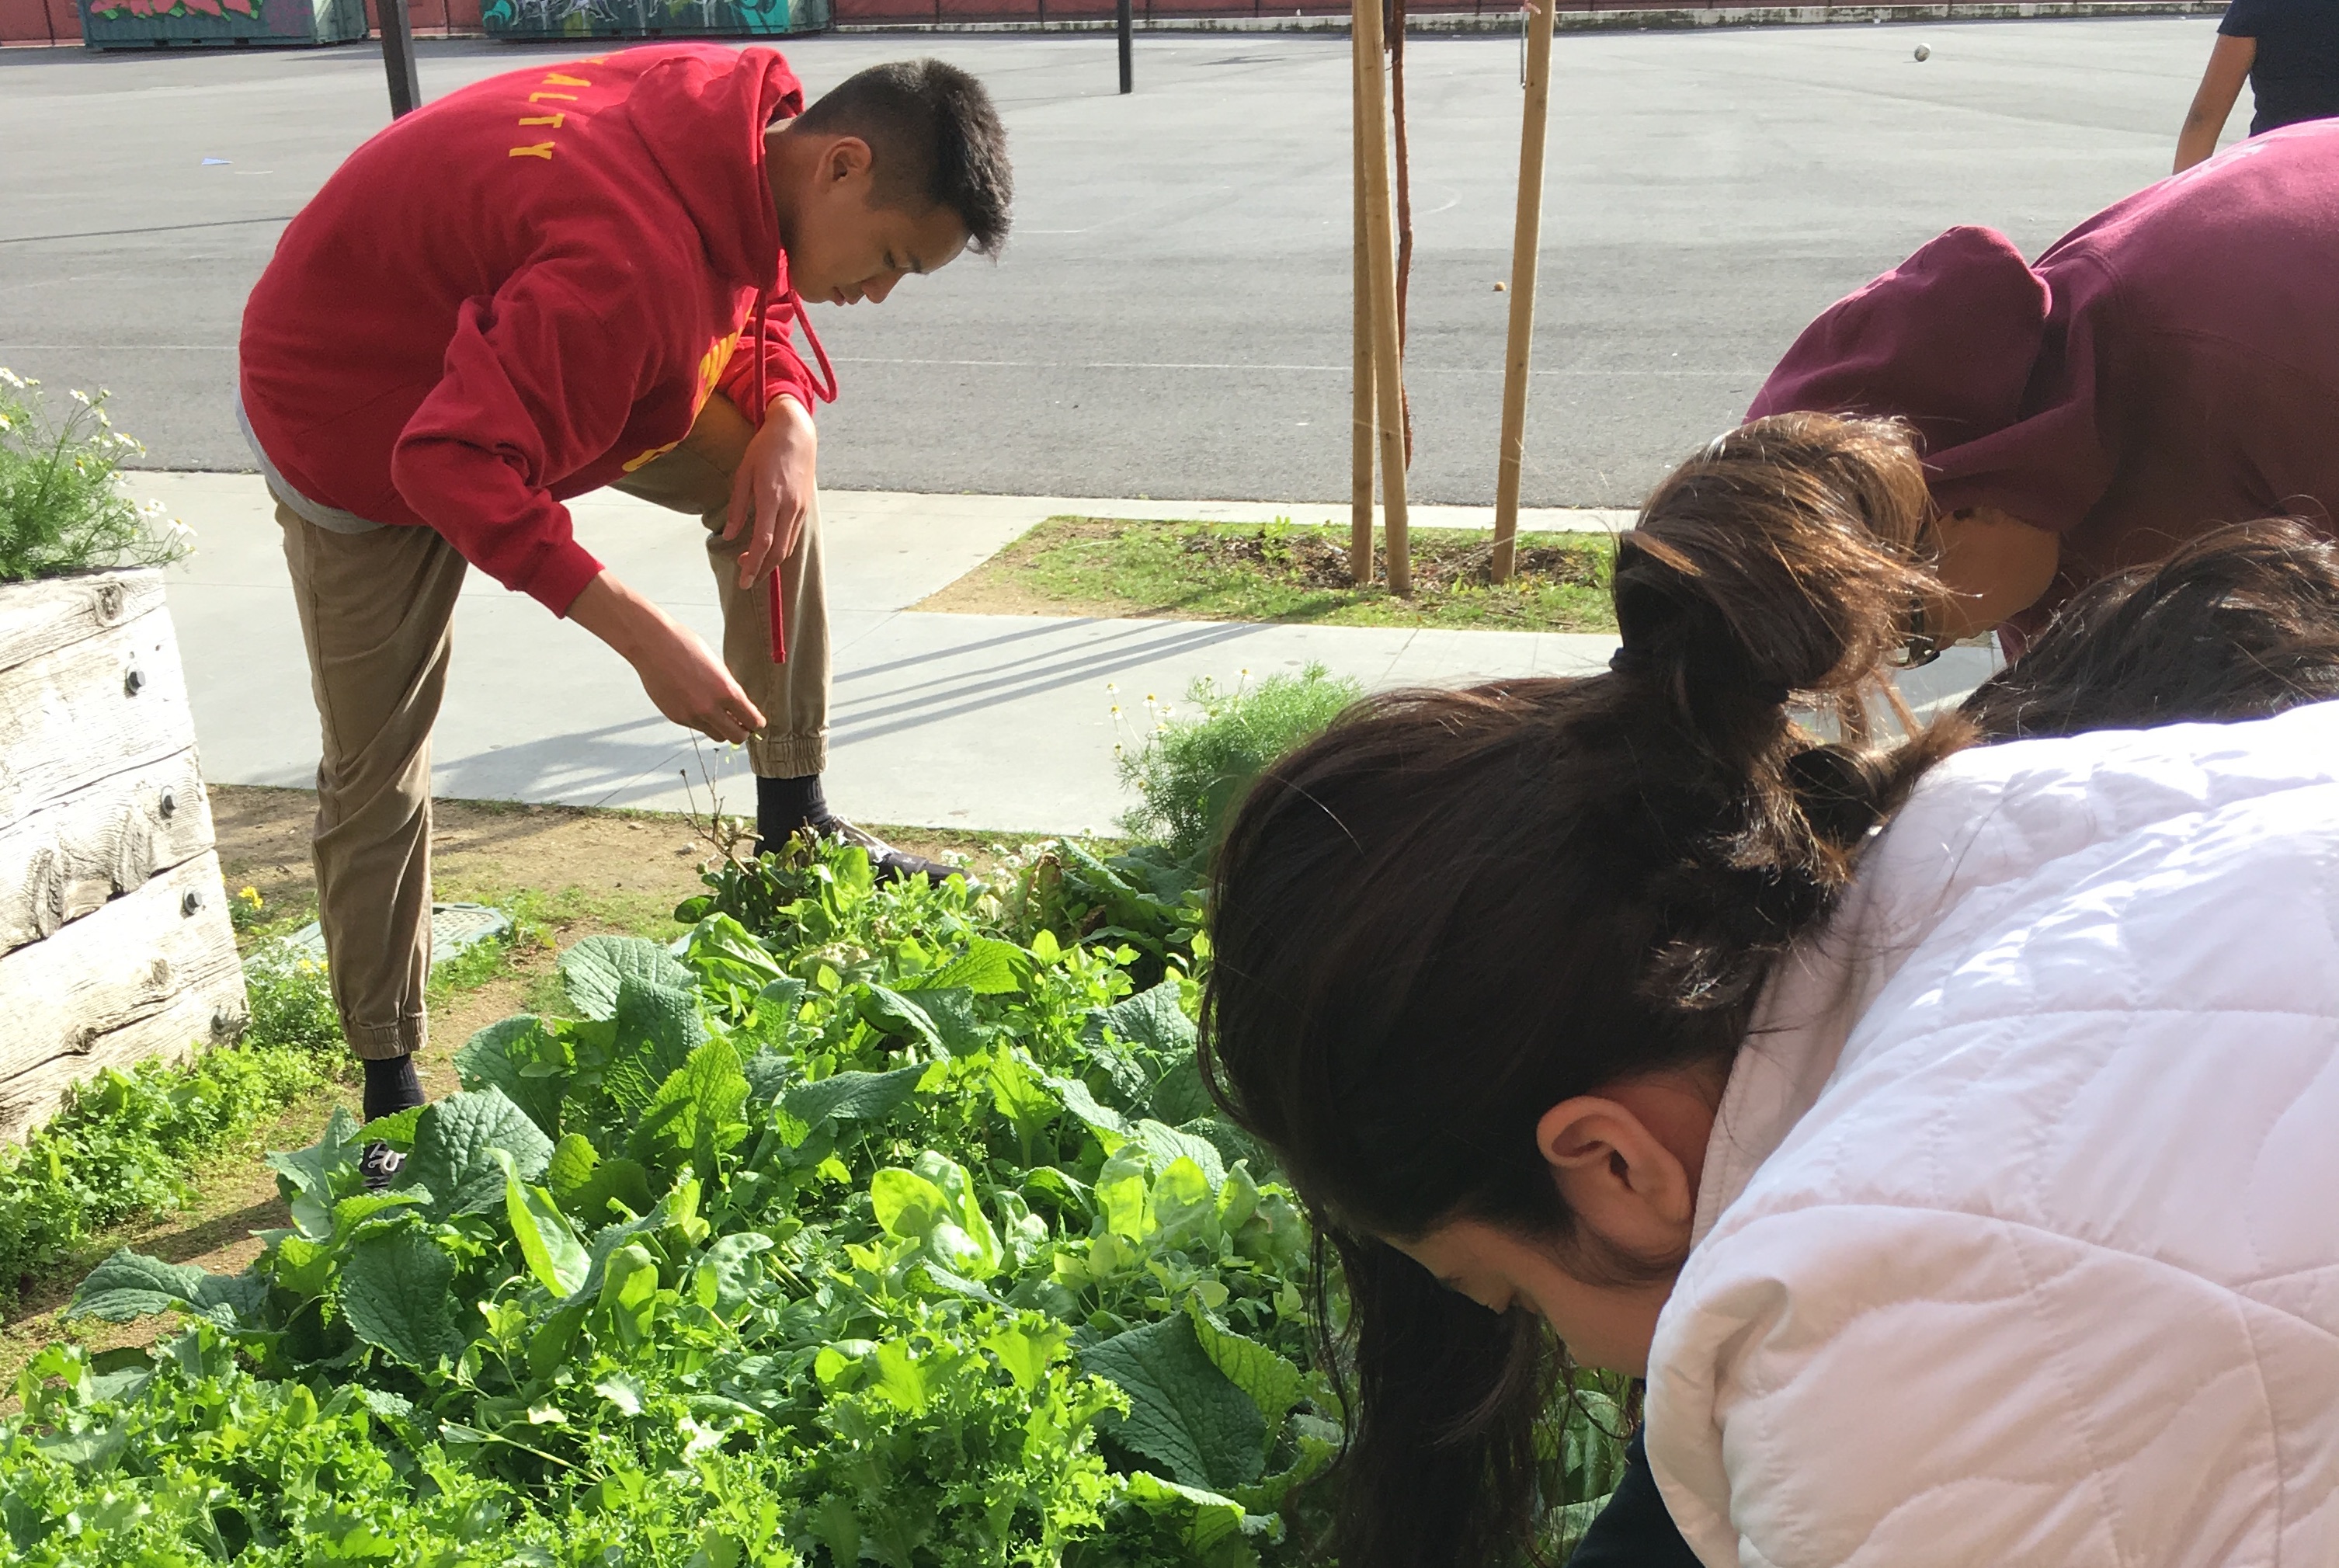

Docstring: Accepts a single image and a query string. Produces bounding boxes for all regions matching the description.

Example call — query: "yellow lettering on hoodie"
[543,72,593,87]
[696,332,742,409]
[519,113,565,129]
[509,142,556,160]
[621,440,681,474]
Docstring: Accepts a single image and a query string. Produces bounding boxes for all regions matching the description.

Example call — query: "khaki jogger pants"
[277,392,827,1061]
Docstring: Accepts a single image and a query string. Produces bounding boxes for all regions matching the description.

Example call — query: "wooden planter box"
[0,569,246,1146]
[78,0,366,49]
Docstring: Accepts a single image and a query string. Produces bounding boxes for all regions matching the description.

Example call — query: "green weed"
[1114,664,1363,864]
[0,369,189,585]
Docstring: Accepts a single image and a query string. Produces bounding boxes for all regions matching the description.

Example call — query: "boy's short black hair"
[796,60,1012,256]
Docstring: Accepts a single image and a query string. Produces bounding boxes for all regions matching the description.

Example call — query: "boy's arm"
[713,294,830,589]
[388,262,764,742]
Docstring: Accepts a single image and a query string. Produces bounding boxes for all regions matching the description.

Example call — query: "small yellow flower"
[237,886,262,908]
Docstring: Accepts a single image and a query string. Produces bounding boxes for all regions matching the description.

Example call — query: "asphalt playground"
[0,18,2238,827]
[2,16,2243,506]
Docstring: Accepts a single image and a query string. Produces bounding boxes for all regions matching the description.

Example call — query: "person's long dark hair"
[1961,516,2339,740]
[1201,415,2339,1566]
[1199,412,1967,1568]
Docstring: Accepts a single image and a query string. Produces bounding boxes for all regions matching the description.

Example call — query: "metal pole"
[1117,0,1133,94]
[1350,35,1375,586]
[1490,0,1556,582]
[1354,0,1409,595]
[380,0,422,120]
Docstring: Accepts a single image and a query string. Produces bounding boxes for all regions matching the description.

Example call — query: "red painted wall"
[357,0,482,33]
[0,0,82,43]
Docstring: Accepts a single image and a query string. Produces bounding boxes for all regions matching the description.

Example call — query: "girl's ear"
[1534,1095,1699,1258]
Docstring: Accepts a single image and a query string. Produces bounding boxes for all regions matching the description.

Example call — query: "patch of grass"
[916,516,1620,631]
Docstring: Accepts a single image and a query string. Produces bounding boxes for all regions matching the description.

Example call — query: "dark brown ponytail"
[1199,412,1967,1568]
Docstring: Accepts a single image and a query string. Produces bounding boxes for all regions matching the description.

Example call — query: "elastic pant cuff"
[751,734,827,778]
[345,1013,426,1062]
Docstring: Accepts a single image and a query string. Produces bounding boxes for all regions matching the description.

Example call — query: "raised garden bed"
[0,569,245,1145]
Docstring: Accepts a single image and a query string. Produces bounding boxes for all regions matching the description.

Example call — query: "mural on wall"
[79,0,367,41]
[86,0,256,16]
[481,0,818,35]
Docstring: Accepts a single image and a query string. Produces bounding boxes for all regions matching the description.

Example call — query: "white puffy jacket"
[1644,701,2339,1567]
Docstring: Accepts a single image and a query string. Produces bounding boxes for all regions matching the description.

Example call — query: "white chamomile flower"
[68,388,89,405]
[0,413,11,433]
[0,367,23,389]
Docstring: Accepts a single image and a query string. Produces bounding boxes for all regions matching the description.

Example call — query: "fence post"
[1117,0,1133,92]
[380,0,422,120]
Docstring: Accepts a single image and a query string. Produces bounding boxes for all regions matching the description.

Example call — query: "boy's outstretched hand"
[723,394,817,589]
[568,571,766,743]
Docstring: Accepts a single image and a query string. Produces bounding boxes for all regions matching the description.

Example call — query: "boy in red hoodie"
[238,47,1011,1155]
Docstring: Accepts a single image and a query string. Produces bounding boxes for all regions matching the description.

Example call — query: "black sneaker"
[809,815,964,886]
[358,1141,405,1194]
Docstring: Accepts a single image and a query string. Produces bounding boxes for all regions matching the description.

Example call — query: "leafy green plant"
[0,1054,327,1310]
[0,368,190,585]
[1114,665,1362,864]
[14,843,1629,1563]
[0,941,350,1308]
[241,945,343,1056]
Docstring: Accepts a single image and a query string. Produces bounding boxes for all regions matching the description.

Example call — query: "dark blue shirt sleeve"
[1565,1427,1705,1568]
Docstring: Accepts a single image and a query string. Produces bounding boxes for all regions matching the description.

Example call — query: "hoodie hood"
[622,44,802,291]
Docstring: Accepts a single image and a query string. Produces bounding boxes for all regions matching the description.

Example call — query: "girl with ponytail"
[1201,413,2339,1568]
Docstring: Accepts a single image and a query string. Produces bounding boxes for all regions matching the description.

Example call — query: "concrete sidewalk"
[149,473,1990,835]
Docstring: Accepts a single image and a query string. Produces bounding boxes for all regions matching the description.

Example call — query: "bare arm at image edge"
[2176,33,2255,172]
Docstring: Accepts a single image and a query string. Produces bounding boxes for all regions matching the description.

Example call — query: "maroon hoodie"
[240,45,832,616]
[1750,119,2339,646]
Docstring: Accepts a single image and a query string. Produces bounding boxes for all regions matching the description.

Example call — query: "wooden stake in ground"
[1350,39,1377,587]
[1491,0,1558,584]
[1354,0,1411,596]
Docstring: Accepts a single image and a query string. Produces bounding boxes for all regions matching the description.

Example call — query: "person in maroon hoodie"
[238,46,1010,1161]
[1736,116,2339,667]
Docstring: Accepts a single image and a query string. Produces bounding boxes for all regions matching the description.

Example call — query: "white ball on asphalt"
[1914,43,1931,61]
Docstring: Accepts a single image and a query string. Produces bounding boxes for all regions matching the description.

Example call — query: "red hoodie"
[1750,120,2339,649]
[240,44,832,616]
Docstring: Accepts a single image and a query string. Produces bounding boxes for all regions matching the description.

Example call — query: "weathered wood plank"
[0,749,217,955]
[0,568,165,681]
[0,979,248,1147]
[0,852,248,1139]
[0,604,193,836]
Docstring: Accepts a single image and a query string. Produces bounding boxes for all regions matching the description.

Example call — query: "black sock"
[362,1054,423,1125]
[756,773,828,854]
